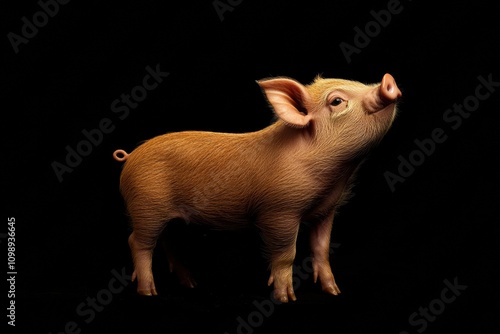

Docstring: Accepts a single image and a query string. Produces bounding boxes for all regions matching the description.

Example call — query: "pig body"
[114,74,402,302]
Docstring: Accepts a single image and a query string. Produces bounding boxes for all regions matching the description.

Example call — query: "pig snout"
[380,73,402,103]
[365,73,402,113]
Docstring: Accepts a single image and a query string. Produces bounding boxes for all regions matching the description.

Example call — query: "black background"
[3,1,500,333]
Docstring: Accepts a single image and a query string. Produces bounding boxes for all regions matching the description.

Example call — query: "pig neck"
[257,120,361,189]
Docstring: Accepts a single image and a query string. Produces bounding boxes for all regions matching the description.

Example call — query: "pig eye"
[330,98,344,106]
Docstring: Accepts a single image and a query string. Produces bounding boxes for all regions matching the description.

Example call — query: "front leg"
[258,215,300,303]
[310,211,341,295]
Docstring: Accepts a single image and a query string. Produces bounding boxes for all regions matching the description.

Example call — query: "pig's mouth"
[378,102,399,120]
[380,102,399,114]
[364,96,398,115]
[367,101,399,130]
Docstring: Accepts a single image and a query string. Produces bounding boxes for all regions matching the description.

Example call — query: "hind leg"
[128,205,190,295]
[161,236,197,288]
[127,205,176,296]
[128,232,158,296]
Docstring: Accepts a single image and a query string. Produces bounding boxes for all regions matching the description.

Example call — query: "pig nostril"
[386,83,394,93]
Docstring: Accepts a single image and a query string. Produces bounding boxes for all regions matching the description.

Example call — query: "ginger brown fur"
[114,73,401,301]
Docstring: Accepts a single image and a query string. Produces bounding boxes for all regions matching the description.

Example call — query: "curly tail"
[113,149,129,162]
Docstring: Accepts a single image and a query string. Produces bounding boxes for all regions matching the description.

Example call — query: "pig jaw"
[309,102,397,169]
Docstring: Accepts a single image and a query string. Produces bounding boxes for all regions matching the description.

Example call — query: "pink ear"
[257,77,311,127]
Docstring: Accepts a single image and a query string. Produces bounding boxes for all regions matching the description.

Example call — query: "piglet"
[113,73,402,302]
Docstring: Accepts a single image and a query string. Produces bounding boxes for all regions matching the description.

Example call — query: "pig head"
[114,73,401,303]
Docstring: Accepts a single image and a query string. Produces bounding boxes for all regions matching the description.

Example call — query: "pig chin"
[350,103,398,156]
[370,102,398,129]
